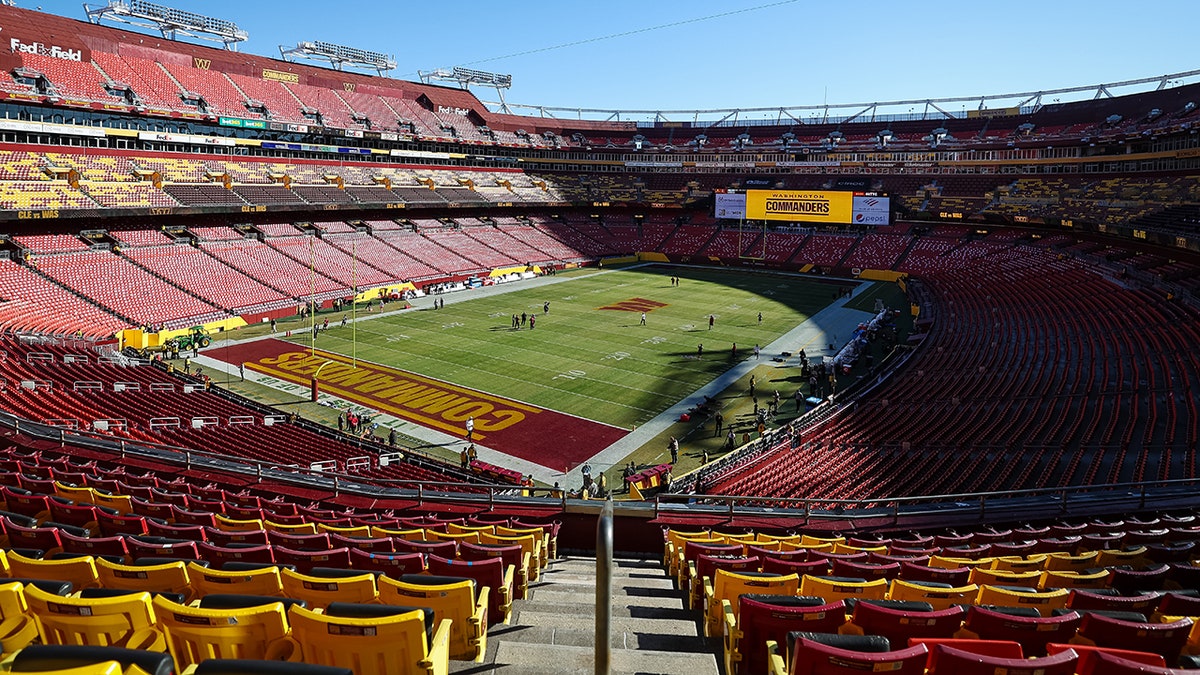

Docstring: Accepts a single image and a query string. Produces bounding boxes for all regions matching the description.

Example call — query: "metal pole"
[595,499,613,675]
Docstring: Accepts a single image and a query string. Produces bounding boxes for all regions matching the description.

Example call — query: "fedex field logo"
[598,298,668,312]
[10,39,82,61]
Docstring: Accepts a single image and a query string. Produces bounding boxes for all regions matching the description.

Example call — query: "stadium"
[0,1,1196,673]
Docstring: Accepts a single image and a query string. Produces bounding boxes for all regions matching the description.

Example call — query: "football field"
[289,265,840,428]
[221,265,851,469]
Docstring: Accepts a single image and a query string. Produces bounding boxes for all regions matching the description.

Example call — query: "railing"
[595,498,613,675]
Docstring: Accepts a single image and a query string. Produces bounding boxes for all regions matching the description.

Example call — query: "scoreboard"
[715,189,890,225]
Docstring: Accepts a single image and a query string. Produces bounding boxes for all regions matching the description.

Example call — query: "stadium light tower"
[418,67,513,113]
[84,0,248,50]
[279,41,396,76]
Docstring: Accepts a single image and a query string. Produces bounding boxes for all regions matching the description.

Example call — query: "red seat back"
[928,644,1077,675]
[737,596,846,675]
[791,638,927,675]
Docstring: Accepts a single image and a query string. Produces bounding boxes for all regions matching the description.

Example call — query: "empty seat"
[377,574,487,662]
[797,576,888,605]
[841,601,965,645]
[279,569,377,609]
[3,644,174,675]
[781,634,928,674]
[426,554,513,626]
[188,562,284,599]
[8,552,99,591]
[24,585,164,651]
[95,559,191,601]
[0,581,38,655]
[284,603,449,675]
[723,595,844,675]
[1069,613,1192,661]
[886,579,979,611]
[705,570,800,637]
[152,594,290,670]
[955,606,1081,656]
[926,643,1078,675]
[974,585,1069,615]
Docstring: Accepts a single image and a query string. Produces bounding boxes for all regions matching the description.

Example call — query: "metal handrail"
[595,498,613,675]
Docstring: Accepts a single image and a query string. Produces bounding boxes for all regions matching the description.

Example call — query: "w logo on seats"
[193,57,211,70]
[598,298,668,312]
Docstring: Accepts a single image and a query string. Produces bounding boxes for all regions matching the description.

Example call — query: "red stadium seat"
[926,644,1078,675]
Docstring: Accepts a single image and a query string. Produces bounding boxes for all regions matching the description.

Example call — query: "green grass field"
[281,265,847,430]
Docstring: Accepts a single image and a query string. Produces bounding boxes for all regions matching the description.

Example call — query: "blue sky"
[25,0,1200,114]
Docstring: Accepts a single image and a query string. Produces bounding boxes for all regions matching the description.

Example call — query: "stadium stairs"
[476,555,719,674]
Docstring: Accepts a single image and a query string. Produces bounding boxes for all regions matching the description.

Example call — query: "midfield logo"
[598,298,668,312]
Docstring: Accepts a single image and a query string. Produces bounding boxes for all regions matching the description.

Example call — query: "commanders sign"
[745,190,854,223]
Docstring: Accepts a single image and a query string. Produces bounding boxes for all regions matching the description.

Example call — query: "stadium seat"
[705,570,801,637]
[377,574,487,662]
[955,606,1081,656]
[797,576,888,605]
[23,585,164,651]
[974,585,1069,615]
[191,660,351,675]
[925,643,1078,675]
[1076,650,1195,675]
[347,549,425,578]
[459,541,529,600]
[897,561,970,587]
[840,601,965,645]
[152,594,290,670]
[722,596,844,675]
[95,559,191,601]
[690,554,761,609]
[886,579,979,611]
[282,603,450,675]
[426,554,513,625]
[1045,642,1167,671]
[774,634,928,675]
[279,569,377,609]
[8,552,99,591]
[1069,613,1192,661]
[187,562,284,599]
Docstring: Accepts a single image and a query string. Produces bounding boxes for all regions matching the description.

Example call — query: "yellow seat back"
[800,535,845,547]
[481,533,541,580]
[187,562,283,599]
[426,530,481,545]
[280,569,377,609]
[377,574,487,662]
[54,482,97,505]
[213,515,264,532]
[153,595,290,669]
[989,555,1048,572]
[8,552,100,591]
[975,585,1069,616]
[286,604,450,675]
[1038,569,1110,590]
[798,575,888,604]
[24,585,161,650]
[315,523,371,537]
[1094,547,1148,567]
[96,559,191,602]
[1043,551,1101,572]
[968,567,1042,587]
[886,579,979,611]
[930,555,995,570]
[264,521,318,535]
[707,570,801,637]
[370,526,425,541]
[90,492,133,515]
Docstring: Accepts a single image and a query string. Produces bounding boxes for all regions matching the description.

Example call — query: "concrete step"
[516,610,700,638]
[526,591,690,617]
[488,641,719,675]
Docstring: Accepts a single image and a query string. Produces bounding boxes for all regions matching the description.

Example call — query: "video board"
[714,189,890,225]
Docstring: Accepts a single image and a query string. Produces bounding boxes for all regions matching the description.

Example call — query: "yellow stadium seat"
[1094,547,1148,567]
[798,575,888,605]
[90,493,133,515]
[447,523,495,536]
[54,483,97,505]
[704,570,800,638]
[968,567,1043,587]
[315,524,371,538]
[756,533,802,545]
[0,581,38,655]
[1042,550,1101,572]
[186,563,283,599]
[975,585,1069,615]
[152,595,291,670]
[377,574,488,662]
[8,552,100,591]
[280,569,377,609]
[886,579,979,611]
[662,529,711,568]
[0,659,123,675]
[24,586,163,650]
[496,526,549,568]
[930,555,995,570]
[370,526,425,541]
[800,535,844,547]
[213,516,264,533]
[780,541,831,554]
[263,521,318,536]
[1038,569,1110,590]
[990,555,1048,572]
[425,530,481,545]
[95,559,191,602]
[284,603,450,675]
[833,542,887,555]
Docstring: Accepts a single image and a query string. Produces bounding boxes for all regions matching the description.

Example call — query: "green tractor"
[172,326,212,351]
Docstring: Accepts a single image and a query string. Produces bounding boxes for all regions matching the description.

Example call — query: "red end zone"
[214,339,626,471]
